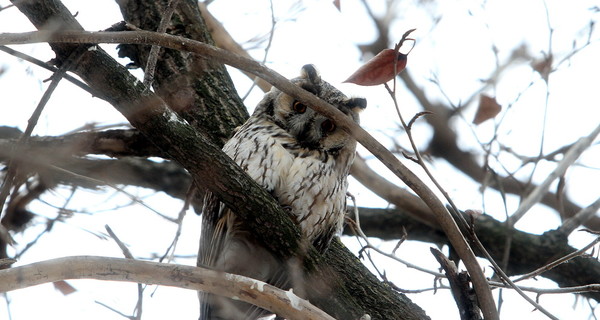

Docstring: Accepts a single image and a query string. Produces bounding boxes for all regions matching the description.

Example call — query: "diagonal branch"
[509,123,600,225]
[0,28,498,319]
[4,1,427,318]
[399,70,599,230]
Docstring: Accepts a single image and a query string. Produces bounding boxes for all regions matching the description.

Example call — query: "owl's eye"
[293,101,307,113]
[321,119,336,132]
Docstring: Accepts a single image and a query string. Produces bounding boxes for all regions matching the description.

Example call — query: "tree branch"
[4,1,428,318]
[346,207,600,303]
[399,70,599,231]
[0,28,497,319]
[0,256,334,320]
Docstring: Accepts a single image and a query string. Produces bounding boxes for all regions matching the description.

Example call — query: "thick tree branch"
[0,256,334,320]
[0,28,497,319]
[4,1,428,318]
[9,0,300,264]
[346,207,600,302]
[3,128,597,305]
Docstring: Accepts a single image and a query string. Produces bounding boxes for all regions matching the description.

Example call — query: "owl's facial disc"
[285,100,349,152]
[286,104,323,149]
[264,66,367,154]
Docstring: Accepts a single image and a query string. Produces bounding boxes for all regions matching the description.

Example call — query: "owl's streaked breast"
[223,117,352,242]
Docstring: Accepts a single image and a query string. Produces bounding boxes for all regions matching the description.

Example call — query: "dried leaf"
[344,29,415,86]
[473,94,501,125]
[333,0,341,11]
[343,49,407,86]
[531,54,553,82]
[53,280,77,295]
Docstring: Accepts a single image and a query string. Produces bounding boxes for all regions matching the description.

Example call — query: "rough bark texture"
[9,0,429,319]
[3,123,600,305]
[11,0,302,264]
[117,0,248,147]
[9,0,598,318]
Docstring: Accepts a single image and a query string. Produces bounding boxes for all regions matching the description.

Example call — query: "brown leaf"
[333,0,341,11]
[53,280,77,295]
[531,54,553,82]
[473,95,501,125]
[343,49,408,86]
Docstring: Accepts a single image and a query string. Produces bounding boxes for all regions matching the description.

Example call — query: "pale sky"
[1,0,599,319]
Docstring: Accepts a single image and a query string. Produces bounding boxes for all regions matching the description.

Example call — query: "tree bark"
[3,126,599,304]
[9,0,429,319]
[348,207,600,302]
[116,0,248,147]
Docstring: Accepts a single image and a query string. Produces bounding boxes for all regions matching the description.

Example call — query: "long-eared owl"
[199,64,367,319]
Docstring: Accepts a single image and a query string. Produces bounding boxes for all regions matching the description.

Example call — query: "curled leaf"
[473,94,501,125]
[344,49,408,86]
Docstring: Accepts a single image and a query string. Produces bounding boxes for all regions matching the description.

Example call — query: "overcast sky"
[1,0,599,319]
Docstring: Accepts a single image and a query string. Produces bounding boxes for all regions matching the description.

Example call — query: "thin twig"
[510,123,600,225]
[241,0,276,99]
[142,0,181,91]
[348,198,445,278]
[515,1,555,228]
[489,282,600,295]
[105,225,134,259]
[0,4,14,12]
[559,197,600,235]
[94,300,135,320]
[0,44,87,246]
[0,45,96,95]
[513,236,600,283]
[159,184,194,263]
[104,225,143,320]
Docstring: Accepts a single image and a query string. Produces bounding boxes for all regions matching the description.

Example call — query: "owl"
[198,64,367,319]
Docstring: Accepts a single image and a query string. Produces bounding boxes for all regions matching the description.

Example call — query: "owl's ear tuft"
[348,97,367,112]
[301,64,321,84]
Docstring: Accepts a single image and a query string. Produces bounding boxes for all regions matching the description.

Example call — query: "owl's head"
[255,64,367,154]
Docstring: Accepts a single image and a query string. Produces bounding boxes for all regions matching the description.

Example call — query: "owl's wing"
[198,192,289,320]
[197,191,223,319]
[198,191,223,268]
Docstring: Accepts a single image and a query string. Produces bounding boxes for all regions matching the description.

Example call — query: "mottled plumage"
[198,65,366,319]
